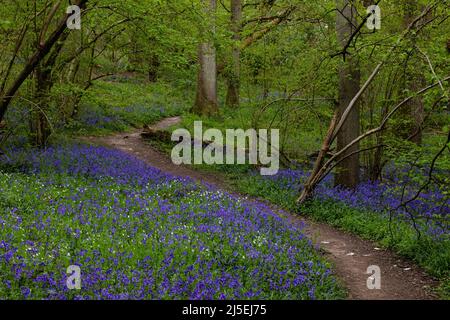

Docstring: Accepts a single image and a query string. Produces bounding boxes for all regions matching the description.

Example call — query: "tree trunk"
[30,63,53,147]
[404,0,425,145]
[408,77,426,144]
[193,0,218,116]
[335,0,361,188]
[370,72,395,181]
[226,0,242,108]
[147,37,160,82]
[30,30,70,147]
[148,53,160,83]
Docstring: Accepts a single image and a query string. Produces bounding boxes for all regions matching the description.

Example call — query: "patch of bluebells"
[256,168,449,241]
[0,145,343,300]
[72,102,180,132]
[72,107,126,131]
[77,112,119,128]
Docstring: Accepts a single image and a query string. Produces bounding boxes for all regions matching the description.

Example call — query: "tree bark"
[192,0,218,116]
[226,0,242,108]
[335,0,361,188]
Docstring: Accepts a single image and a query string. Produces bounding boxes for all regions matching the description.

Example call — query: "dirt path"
[82,117,439,300]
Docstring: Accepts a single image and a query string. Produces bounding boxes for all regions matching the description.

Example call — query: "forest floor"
[82,116,440,300]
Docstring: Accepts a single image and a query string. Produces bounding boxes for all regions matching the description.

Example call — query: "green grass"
[64,80,192,136]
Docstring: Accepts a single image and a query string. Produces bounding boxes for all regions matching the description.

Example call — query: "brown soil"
[81,117,440,300]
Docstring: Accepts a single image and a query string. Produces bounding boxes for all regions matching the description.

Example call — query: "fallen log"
[141,122,293,171]
[141,125,173,143]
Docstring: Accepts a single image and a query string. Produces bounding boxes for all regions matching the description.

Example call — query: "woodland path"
[82,116,439,300]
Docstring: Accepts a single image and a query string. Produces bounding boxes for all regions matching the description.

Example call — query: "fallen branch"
[297,112,338,203]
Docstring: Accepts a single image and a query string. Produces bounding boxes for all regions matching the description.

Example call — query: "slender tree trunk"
[370,71,396,181]
[129,27,142,71]
[69,60,82,119]
[148,53,160,83]
[448,39,450,112]
[31,63,53,147]
[147,37,160,82]
[408,77,426,144]
[404,0,425,145]
[335,0,361,188]
[226,0,242,108]
[192,0,218,116]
